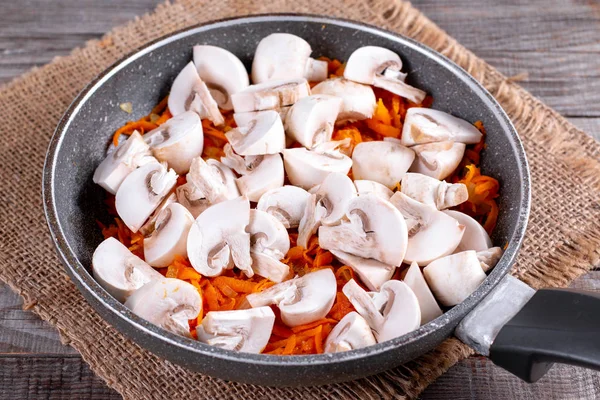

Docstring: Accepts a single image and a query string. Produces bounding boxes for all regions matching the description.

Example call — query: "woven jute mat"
[1,0,599,398]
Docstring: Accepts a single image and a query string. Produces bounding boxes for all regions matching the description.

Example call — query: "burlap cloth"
[1,0,599,398]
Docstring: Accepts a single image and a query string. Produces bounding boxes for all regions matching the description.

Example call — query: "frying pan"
[43,14,600,387]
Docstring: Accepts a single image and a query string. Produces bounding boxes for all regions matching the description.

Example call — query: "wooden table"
[1,1,599,398]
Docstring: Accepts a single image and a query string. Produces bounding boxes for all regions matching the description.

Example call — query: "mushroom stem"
[372,74,426,103]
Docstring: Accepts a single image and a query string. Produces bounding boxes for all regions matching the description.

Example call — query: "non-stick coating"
[43,15,530,387]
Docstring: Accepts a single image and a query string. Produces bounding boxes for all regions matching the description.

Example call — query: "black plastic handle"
[489,288,600,382]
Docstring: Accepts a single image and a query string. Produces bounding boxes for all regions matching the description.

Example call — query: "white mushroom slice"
[343,46,426,103]
[143,111,203,174]
[443,210,493,253]
[124,278,201,337]
[168,62,224,126]
[352,141,415,188]
[233,106,290,128]
[401,108,483,147]
[139,191,177,236]
[353,180,394,200]
[285,95,342,148]
[330,249,395,291]
[423,251,487,306]
[389,192,465,266]
[115,161,177,233]
[477,247,503,272]
[175,184,210,219]
[193,45,249,110]
[319,193,408,266]
[245,269,336,327]
[251,33,327,84]
[231,78,310,113]
[324,311,377,353]
[187,196,253,277]
[93,131,152,194]
[143,203,194,267]
[297,172,357,248]
[410,141,466,180]
[403,262,442,325]
[282,147,352,190]
[401,173,468,210]
[247,209,290,282]
[343,279,420,342]
[225,110,285,156]
[311,78,376,122]
[186,157,240,205]
[256,185,310,229]
[92,237,162,302]
[196,307,275,353]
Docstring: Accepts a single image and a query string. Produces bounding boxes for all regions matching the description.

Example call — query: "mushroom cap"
[423,250,487,306]
[319,193,409,266]
[324,311,377,353]
[234,106,290,128]
[231,78,310,113]
[115,161,177,233]
[401,108,483,147]
[401,173,468,210]
[256,185,311,229]
[343,46,404,85]
[311,78,376,122]
[352,141,415,188]
[93,131,151,194]
[143,111,204,174]
[251,33,312,83]
[443,210,493,252]
[186,196,253,277]
[143,203,194,267]
[353,180,394,200]
[403,262,443,325]
[282,147,352,190]
[285,94,343,148]
[247,209,290,259]
[330,249,395,291]
[225,110,285,156]
[389,192,465,265]
[124,278,202,337]
[409,140,466,180]
[175,183,210,219]
[186,157,241,205]
[92,237,161,302]
[197,307,275,353]
[193,45,249,110]
[235,154,285,202]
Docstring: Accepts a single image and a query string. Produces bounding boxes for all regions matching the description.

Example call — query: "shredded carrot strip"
[212,276,257,293]
[282,335,297,355]
[112,121,158,146]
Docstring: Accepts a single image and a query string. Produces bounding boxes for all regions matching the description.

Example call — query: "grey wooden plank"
[568,117,600,142]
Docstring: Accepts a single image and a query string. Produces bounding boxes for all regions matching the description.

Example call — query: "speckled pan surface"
[43,15,530,387]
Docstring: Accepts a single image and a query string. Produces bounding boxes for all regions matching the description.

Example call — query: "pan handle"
[489,288,600,382]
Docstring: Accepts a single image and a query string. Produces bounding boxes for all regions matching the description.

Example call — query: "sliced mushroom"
[403,262,442,325]
[324,311,377,353]
[187,196,253,277]
[196,307,275,353]
[143,203,194,267]
[297,172,357,248]
[401,108,483,147]
[353,180,394,200]
[343,46,426,103]
[245,268,336,327]
[175,184,210,219]
[282,145,352,190]
[311,77,376,122]
[168,61,224,126]
[251,33,327,84]
[193,45,249,110]
[139,191,177,236]
[247,209,290,283]
[233,106,290,128]
[115,161,177,232]
[93,131,152,194]
[352,141,415,188]
[477,247,503,272]
[343,279,420,342]
[389,192,464,265]
[443,210,493,252]
[423,251,487,306]
[92,237,162,302]
[285,95,342,148]
[409,140,466,180]
[124,278,202,337]
[330,249,395,291]
[319,193,408,266]
[401,173,468,210]
[185,156,240,205]
[256,185,311,229]
[225,110,285,156]
[231,78,310,113]
[143,111,203,174]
